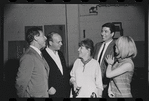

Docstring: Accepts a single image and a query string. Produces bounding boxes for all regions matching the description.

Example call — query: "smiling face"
[78,45,89,59]
[101,27,114,43]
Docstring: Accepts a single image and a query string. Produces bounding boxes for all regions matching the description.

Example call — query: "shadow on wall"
[4,58,19,98]
[131,66,147,99]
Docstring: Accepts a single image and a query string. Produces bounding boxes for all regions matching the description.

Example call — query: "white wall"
[4,4,79,66]
[4,4,65,62]
[79,4,144,45]
[4,4,145,68]
[66,4,79,66]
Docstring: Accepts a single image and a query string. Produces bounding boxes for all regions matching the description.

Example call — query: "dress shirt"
[97,39,113,66]
[46,47,63,75]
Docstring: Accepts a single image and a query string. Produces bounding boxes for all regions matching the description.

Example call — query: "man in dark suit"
[93,22,116,98]
[16,27,49,97]
[42,32,70,98]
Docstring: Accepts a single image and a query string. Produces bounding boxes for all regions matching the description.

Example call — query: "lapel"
[104,40,115,57]
[58,51,65,74]
[101,40,115,66]
[29,47,49,74]
[94,42,103,60]
[43,49,64,76]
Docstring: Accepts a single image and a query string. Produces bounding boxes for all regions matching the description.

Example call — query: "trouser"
[102,84,110,98]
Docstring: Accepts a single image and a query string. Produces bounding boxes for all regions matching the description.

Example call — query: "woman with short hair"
[70,38,103,98]
[105,36,137,98]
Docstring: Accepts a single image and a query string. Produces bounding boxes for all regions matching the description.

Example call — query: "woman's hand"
[105,55,114,65]
[70,79,77,91]
[108,91,115,98]
[73,82,78,91]
[96,88,102,98]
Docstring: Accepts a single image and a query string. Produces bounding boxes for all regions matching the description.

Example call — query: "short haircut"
[46,32,60,47]
[25,27,42,44]
[115,36,137,59]
[102,22,116,33]
[79,38,94,56]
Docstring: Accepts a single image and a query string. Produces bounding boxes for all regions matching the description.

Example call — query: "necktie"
[98,43,106,65]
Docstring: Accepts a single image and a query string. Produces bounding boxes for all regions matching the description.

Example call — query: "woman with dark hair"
[70,38,103,98]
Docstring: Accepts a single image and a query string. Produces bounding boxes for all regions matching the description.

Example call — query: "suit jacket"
[93,39,116,84]
[42,49,70,98]
[16,47,49,98]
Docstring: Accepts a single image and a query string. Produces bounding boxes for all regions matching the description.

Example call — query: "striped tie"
[98,43,105,65]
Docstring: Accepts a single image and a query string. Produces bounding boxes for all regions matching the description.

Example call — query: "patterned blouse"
[109,58,134,97]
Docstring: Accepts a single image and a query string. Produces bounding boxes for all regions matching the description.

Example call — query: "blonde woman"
[105,36,137,98]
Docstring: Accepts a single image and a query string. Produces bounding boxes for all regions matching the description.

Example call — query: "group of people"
[15,22,137,98]
[15,28,70,97]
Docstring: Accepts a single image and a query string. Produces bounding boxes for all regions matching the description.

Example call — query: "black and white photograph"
[1,3,148,100]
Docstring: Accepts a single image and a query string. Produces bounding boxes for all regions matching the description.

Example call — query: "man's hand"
[48,87,56,95]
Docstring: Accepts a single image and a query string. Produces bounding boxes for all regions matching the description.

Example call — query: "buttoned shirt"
[97,39,113,66]
[46,47,63,75]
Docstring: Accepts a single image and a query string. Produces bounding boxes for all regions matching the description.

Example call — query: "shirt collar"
[46,47,58,55]
[103,39,113,46]
[30,45,41,55]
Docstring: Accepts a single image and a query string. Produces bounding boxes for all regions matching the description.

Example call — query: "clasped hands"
[70,79,81,95]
